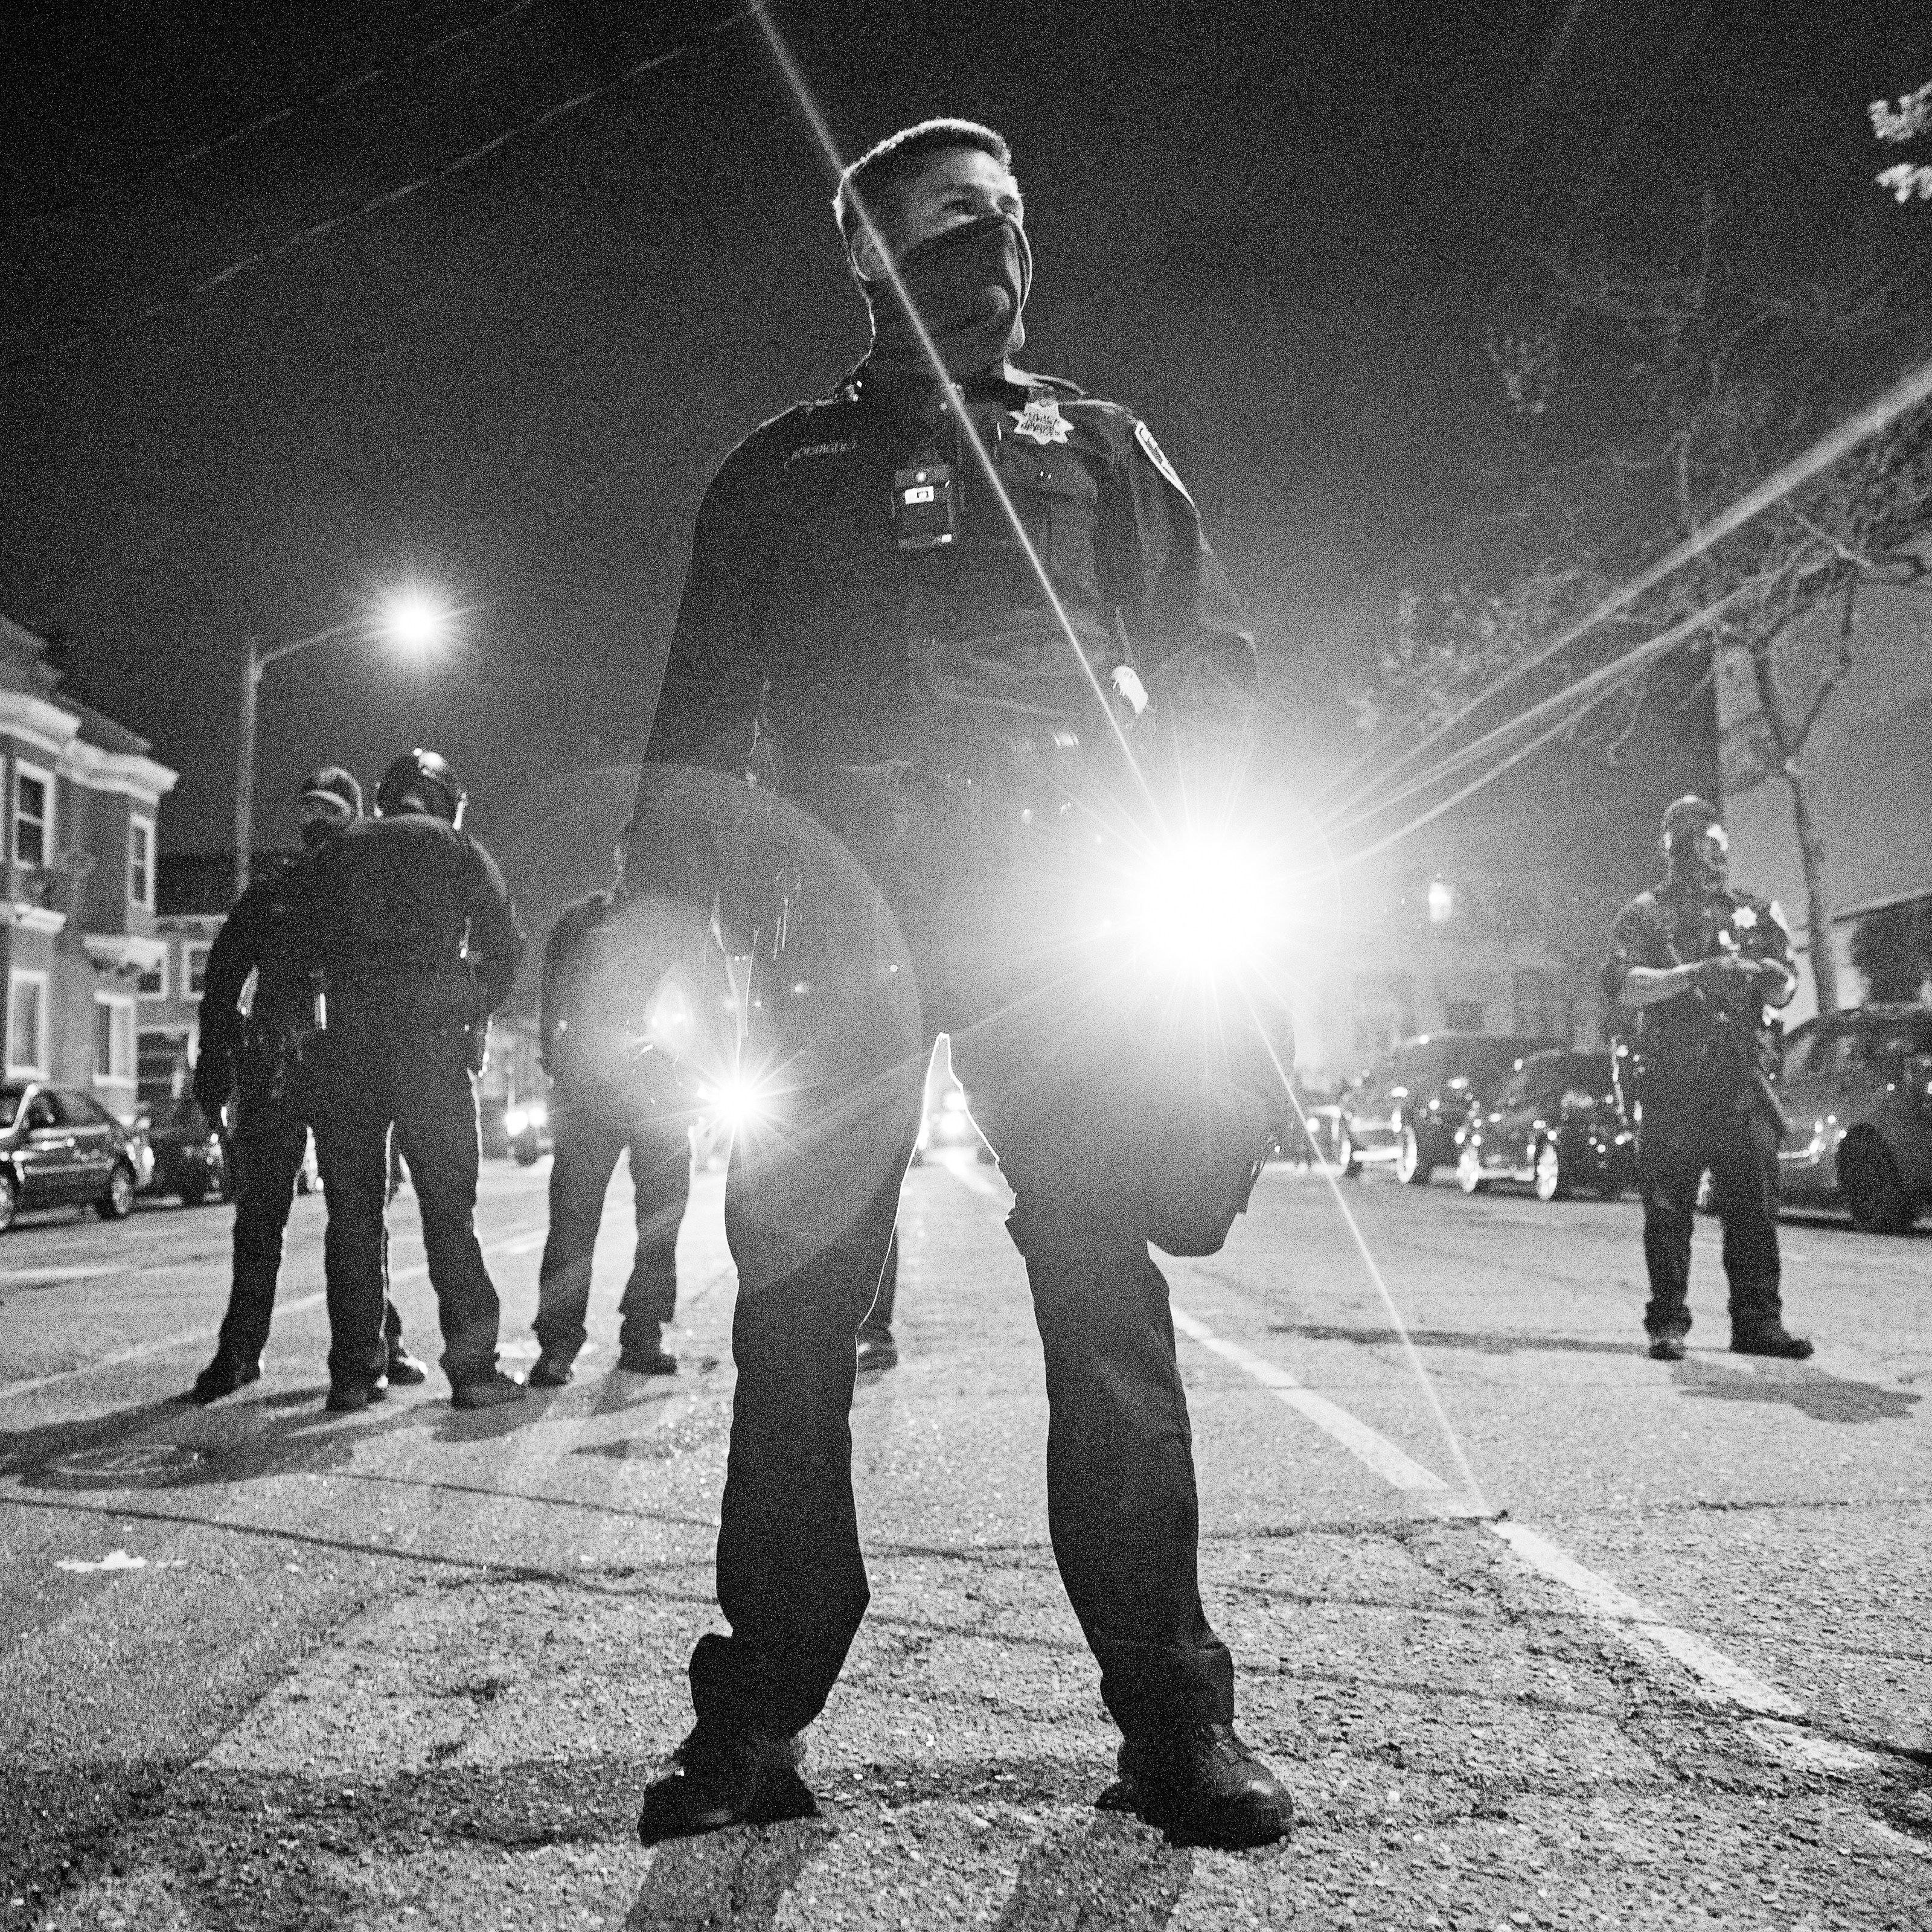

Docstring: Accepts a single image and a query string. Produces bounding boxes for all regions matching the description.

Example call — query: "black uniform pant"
[534,1094,692,1364]
[855,1228,900,1343]
[215,1074,402,1368]
[685,828,1234,1746]
[1636,1095,1785,1339]
[310,1015,502,1388]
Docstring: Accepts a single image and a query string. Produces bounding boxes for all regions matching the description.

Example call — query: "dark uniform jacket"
[1604,881,1795,1107]
[541,889,717,1112]
[197,857,320,1087]
[639,359,1258,805]
[304,813,525,1019]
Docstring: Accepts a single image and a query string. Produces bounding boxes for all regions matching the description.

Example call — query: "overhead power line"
[3,4,764,372]
[167,0,549,175]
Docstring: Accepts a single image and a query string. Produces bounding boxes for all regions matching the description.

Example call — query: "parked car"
[505,1096,552,1166]
[1774,1003,1932,1233]
[1339,1032,1563,1184]
[0,1083,143,1230]
[1455,1049,1636,1201]
[140,1094,232,1207]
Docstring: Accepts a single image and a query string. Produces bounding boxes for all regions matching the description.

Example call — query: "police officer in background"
[186,768,429,1403]
[529,820,691,1387]
[629,120,1290,1849]
[304,750,527,1410]
[1605,794,1811,1363]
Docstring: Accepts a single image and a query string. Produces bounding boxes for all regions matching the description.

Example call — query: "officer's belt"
[792,734,1121,876]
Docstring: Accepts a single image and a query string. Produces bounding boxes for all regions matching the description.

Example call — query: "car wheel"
[1337,1130,1361,1179]
[97,1162,136,1221]
[178,1175,206,1208]
[1457,1142,1486,1194]
[1841,1136,1915,1235]
[0,1171,16,1232]
[1395,1122,1433,1186]
[1533,1137,1566,1202]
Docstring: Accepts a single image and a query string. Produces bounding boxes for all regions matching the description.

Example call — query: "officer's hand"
[191,1052,230,1123]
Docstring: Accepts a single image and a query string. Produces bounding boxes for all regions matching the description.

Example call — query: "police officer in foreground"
[304,750,528,1410]
[186,769,429,1403]
[629,120,1291,1849]
[1605,795,1811,1363]
[529,820,692,1386]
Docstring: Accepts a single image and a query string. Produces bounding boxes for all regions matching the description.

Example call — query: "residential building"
[0,616,178,1122]
[141,851,248,1107]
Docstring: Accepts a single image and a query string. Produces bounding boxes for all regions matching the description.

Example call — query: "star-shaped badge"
[1011,397,1070,444]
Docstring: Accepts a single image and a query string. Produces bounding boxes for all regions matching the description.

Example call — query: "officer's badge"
[1011,396,1070,444]
[1134,420,1194,504]
[1732,905,1758,930]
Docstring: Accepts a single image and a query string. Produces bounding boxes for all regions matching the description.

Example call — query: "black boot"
[855,1332,898,1373]
[528,1351,575,1388]
[385,1344,430,1386]
[1732,1325,1813,1360]
[1647,1332,1687,1362]
[187,1354,261,1404]
[1098,1723,1293,1849]
[636,1722,817,1843]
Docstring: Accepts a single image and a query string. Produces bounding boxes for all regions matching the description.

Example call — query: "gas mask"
[863,213,1032,376]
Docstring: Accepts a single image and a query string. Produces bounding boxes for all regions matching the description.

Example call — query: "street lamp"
[234,589,453,897]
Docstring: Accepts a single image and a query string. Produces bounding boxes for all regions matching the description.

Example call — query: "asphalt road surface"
[1,1147,1928,1929]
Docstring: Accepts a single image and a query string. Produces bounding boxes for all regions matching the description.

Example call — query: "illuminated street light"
[234,589,454,897]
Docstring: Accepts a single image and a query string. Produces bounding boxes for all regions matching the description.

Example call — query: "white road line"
[926,1158,1809,1726]
[1168,1307,1470,1510]
[0,1223,545,1404]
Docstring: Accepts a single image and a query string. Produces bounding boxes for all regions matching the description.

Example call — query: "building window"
[127,816,155,912]
[183,941,211,999]
[7,971,48,1076]
[136,947,170,1001]
[13,764,52,871]
[94,995,135,1085]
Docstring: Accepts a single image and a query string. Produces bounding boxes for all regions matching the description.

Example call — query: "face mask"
[865,213,1032,376]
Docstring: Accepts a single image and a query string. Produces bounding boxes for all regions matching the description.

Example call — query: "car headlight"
[505,1105,529,1136]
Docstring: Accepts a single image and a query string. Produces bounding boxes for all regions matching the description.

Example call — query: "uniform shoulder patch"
[1133,420,1194,505]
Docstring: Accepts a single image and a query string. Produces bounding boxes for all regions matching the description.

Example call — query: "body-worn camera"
[893,459,957,551]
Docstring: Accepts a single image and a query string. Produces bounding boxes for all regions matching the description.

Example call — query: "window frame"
[11,761,53,872]
[126,814,156,913]
[94,991,136,1087]
[182,940,211,1000]
[7,970,49,1078]
[136,945,170,1002]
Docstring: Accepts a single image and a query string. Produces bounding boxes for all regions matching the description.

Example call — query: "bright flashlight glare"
[505,1100,545,1136]
[381,589,452,653]
[701,1069,776,1134]
[1129,832,1284,978]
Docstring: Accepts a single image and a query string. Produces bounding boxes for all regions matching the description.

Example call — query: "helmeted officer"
[303,749,528,1410]
[629,119,1291,1849]
[1605,795,1811,1362]
[186,768,427,1403]
[528,820,694,1387]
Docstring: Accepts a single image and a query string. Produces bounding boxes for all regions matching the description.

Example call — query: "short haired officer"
[1605,795,1809,1361]
[629,120,1290,1849]
[302,750,527,1410]
[188,767,427,1402]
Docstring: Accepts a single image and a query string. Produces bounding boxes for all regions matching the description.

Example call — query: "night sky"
[3,0,1927,891]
